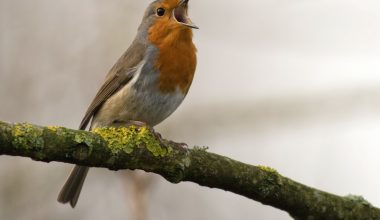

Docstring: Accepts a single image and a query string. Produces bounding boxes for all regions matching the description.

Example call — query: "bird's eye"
[156,8,165,16]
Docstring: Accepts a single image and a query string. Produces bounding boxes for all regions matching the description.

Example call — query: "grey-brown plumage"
[57,166,89,207]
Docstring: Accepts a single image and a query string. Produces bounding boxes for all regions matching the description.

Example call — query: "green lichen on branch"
[345,194,372,206]
[254,165,283,200]
[12,123,44,150]
[92,126,172,157]
[1,121,380,220]
[93,127,137,154]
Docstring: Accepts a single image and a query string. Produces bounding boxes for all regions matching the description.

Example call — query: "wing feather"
[78,40,147,130]
[78,67,137,130]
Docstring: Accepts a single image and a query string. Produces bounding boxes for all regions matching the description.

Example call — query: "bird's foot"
[114,120,148,128]
[167,140,188,148]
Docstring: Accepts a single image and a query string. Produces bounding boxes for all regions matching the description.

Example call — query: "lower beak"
[173,0,199,29]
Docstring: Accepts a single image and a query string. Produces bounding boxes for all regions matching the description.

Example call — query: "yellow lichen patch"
[12,123,44,150]
[93,126,172,157]
[93,127,136,154]
[47,126,60,132]
[138,127,172,157]
[258,165,278,174]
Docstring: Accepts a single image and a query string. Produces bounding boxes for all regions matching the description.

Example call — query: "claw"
[168,140,188,148]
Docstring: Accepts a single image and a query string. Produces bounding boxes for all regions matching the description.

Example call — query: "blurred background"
[1,0,380,219]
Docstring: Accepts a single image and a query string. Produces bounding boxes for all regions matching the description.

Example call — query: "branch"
[0,121,378,219]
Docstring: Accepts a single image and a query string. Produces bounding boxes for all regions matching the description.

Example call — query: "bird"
[57,0,198,208]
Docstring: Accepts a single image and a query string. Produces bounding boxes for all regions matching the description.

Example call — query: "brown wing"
[79,41,146,130]
[78,67,137,130]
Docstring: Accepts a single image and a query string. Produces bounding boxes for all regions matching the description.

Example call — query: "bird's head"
[138,0,198,44]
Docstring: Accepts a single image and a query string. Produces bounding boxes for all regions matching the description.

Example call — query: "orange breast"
[148,21,197,94]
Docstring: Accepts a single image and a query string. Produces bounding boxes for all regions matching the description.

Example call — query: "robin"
[57,0,197,207]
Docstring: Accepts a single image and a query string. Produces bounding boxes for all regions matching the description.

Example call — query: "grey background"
[1,0,380,219]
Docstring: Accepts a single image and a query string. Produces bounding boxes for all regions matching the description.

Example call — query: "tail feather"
[57,166,89,208]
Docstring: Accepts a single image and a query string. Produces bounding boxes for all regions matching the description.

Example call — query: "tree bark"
[0,121,378,220]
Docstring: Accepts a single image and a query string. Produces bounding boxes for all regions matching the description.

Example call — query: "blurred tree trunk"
[123,170,156,220]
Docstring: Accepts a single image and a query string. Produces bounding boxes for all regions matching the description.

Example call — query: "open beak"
[173,0,199,29]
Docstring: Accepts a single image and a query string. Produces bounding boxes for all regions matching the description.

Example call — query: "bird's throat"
[149,25,197,94]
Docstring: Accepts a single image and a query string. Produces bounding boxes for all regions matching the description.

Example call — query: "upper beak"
[173,0,199,29]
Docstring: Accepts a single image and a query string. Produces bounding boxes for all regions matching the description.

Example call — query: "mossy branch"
[0,121,378,220]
